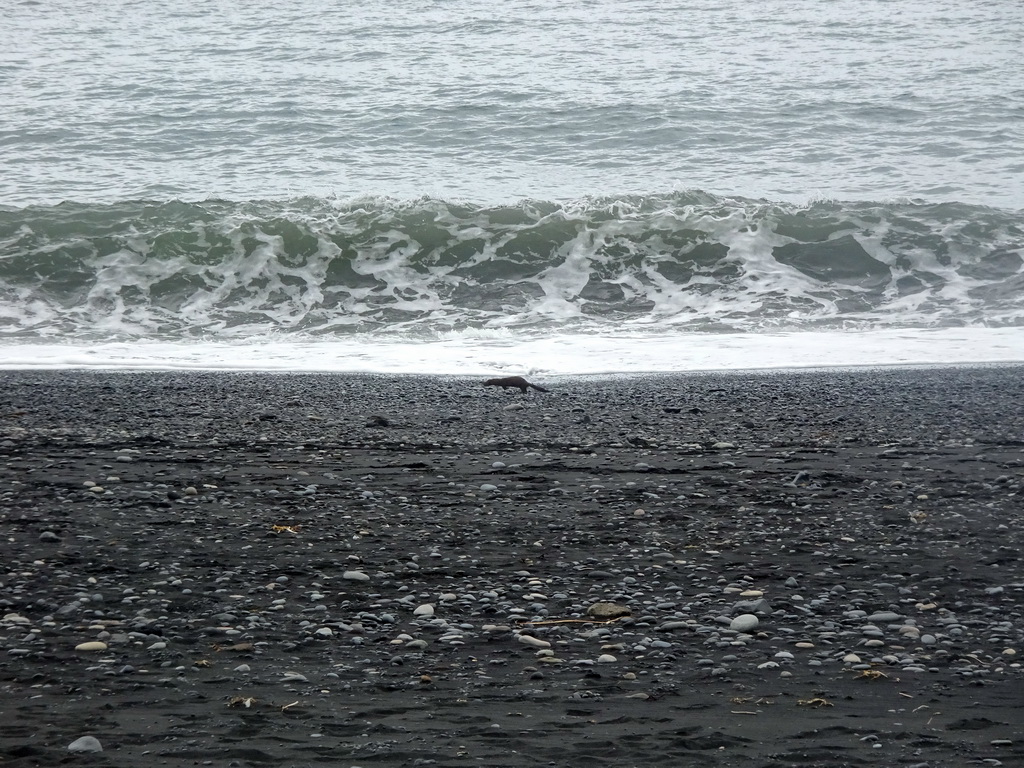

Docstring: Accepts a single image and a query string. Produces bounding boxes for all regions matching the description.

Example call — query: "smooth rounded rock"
[729,614,759,633]
[517,634,551,648]
[865,612,902,623]
[68,736,102,753]
[74,641,108,652]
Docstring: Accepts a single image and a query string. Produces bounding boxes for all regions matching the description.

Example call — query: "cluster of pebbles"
[1,367,1022,767]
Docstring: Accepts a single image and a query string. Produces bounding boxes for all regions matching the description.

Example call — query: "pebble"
[74,641,108,652]
[729,614,759,633]
[67,736,103,753]
[38,530,60,542]
[517,635,551,648]
[732,598,772,614]
[657,620,692,631]
[865,612,902,623]
[343,571,370,582]
[413,604,435,617]
[587,602,631,619]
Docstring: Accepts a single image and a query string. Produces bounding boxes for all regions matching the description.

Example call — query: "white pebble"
[67,736,102,753]
[517,635,551,648]
[342,571,370,582]
[729,614,759,633]
[74,641,108,652]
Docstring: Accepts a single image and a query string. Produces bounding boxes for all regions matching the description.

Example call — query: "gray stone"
[587,602,631,620]
[865,612,902,623]
[732,598,772,615]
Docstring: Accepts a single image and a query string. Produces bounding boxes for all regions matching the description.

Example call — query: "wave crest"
[1,192,1021,339]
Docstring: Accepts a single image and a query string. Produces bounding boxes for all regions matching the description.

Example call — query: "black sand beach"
[1,366,1022,767]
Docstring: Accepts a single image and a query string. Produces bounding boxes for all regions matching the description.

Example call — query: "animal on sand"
[484,375,549,393]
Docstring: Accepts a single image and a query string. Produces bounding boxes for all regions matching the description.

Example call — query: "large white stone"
[68,736,102,753]
[729,614,759,633]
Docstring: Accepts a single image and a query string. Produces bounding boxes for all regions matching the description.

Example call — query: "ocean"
[2,0,1022,374]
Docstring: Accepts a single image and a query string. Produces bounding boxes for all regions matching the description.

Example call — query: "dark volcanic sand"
[1,367,1023,768]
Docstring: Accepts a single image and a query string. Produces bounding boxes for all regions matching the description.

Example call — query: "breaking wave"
[1,192,1021,340]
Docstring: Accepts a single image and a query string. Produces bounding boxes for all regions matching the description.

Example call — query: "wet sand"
[1,367,1022,767]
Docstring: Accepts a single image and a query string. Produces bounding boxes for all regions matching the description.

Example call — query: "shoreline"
[2,327,1023,376]
[1,366,1022,767]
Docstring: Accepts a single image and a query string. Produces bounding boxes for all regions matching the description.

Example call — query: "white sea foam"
[2,328,1021,376]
